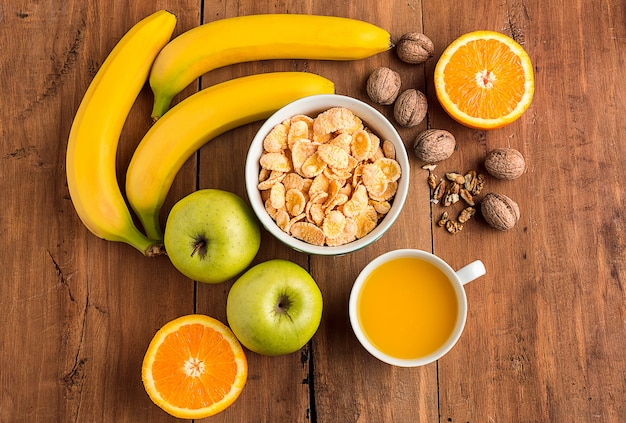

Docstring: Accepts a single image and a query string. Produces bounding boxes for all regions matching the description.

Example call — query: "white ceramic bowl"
[245,94,410,255]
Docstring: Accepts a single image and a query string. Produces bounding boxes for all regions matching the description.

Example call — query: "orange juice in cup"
[349,249,485,367]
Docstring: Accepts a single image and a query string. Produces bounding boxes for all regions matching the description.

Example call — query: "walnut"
[396,32,434,64]
[480,192,520,231]
[366,67,401,105]
[393,89,427,127]
[484,148,526,180]
[413,129,456,163]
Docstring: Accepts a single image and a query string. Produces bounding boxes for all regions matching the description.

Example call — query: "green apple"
[226,259,323,356]
[164,189,261,284]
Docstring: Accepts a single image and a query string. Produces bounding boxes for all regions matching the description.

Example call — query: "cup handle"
[456,260,486,285]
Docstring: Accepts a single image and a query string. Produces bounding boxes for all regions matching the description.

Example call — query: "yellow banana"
[149,14,391,118]
[126,71,335,240]
[66,10,176,256]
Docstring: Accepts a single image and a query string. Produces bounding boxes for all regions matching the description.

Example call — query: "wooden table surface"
[2,1,625,422]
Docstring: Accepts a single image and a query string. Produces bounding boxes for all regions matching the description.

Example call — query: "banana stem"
[141,214,163,242]
[124,226,165,256]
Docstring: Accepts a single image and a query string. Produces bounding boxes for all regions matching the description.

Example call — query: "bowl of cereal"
[245,94,410,255]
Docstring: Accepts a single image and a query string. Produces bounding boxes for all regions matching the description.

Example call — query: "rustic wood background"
[2,0,624,421]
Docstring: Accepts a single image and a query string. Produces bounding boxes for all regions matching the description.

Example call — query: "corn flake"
[350,129,372,161]
[289,213,307,226]
[257,170,285,190]
[290,114,314,133]
[313,132,332,144]
[300,153,327,178]
[362,163,388,198]
[263,123,289,152]
[290,222,325,246]
[307,202,326,226]
[291,139,318,175]
[375,157,402,182]
[282,172,307,192]
[264,199,279,219]
[326,217,358,246]
[343,184,369,217]
[371,200,391,215]
[369,180,398,202]
[260,152,292,172]
[287,119,310,149]
[324,166,353,181]
[258,167,271,182]
[339,183,353,198]
[309,191,328,205]
[309,173,330,197]
[323,179,344,207]
[275,209,291,232]
[322,210,346,239]
[317,143,350,169]
[313,107,363,136]
[325,192,348,212]
[285,188,307,217]
[329,133,353,153]
[270,182,286,210]
[354,205,378,238]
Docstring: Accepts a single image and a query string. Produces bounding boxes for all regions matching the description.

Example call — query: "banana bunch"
[149,14,392,118]
[67,11,391,253]
[66,10,176,256]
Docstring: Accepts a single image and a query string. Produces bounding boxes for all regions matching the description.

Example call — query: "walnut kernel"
[445,220,463,234]
[393,89,427,128]
[458,207,476,224]
[437,211,449,227]
[460,189,475,206]
[413,129,456,163]
[396,32,435,64]
[366,67,401,105]
[484,148,526,180]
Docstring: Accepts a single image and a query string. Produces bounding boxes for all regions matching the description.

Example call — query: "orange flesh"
[443,39,526,119]
[151,323,239,410]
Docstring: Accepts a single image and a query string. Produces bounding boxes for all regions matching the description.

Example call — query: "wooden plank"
[299,3,441,422]
[0,3,200,422]
[192,2,438,421]
[425,0,626,422]
[192,3,316,422]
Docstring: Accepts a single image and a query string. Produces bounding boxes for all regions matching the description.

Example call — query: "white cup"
[349,249,486,367]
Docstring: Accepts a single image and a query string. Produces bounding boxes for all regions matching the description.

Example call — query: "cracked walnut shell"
[480,192,520,231]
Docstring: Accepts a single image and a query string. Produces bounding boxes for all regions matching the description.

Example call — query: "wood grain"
[1,0,624,422]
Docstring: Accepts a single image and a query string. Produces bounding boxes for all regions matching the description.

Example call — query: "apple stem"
[191,241,205,258]
[275,294,294,321]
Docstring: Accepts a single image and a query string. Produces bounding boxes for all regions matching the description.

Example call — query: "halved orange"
[142,314,247,419]
[434,30,534,130]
